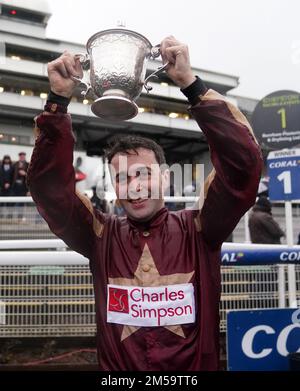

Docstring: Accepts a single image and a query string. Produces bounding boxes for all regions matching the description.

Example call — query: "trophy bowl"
[74,28,167,121]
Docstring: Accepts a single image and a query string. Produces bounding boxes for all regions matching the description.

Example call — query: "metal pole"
[285,201,297,307]
[244,211,251,243]
[278,265,285,308]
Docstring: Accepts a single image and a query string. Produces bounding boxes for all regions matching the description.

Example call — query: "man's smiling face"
[110,148,168,222]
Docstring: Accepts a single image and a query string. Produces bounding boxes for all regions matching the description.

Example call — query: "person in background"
[113,199,125,216]
[74,156,87,183]
[0,155,14,218]
[90,186,109,213]
[257,175,269,197]
[0,155,14,196]
[12,152,29,220]
[12,152,29,196]
[249,196,285,244]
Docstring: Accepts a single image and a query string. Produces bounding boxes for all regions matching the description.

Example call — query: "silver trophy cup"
[74,28,168,121]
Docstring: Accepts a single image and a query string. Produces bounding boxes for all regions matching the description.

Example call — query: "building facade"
[0,0,255,193]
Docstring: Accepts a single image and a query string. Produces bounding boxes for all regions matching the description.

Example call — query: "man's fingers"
[60,51,81,78]
[48,51,81,79]
[56,60,69,78]
[48,58,69,78]
[74,57,84,79]
[160,36,185,64]
[160,36,176,56]
[161,35,180,47]
[64,57,81,78]
[161,36,182,51]
[164,45,188,64]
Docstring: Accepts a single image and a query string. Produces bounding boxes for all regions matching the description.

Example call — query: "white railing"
[1,240,299,336]
[0,196,200,241]
[0,197,34,202]
[0,239,66,249]
[1,197,299,337]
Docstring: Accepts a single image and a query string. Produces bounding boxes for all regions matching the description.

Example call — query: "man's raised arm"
[27,52,104,259]
[190,90,262,247]
[160,37,263,248]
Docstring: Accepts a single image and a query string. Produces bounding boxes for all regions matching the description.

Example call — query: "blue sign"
[267,149,300,201]
[221,244,300,265]
[227,308,300,371]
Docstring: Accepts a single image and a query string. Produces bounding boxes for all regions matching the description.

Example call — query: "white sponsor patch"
[107,283,195,327]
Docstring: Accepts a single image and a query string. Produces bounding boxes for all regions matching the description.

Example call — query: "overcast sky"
[46,0,300,100]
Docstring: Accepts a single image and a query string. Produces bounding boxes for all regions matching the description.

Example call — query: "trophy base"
[91,96,139,121]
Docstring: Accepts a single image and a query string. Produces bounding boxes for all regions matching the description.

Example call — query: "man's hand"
[160,36,196,89]
[47,51,83,98]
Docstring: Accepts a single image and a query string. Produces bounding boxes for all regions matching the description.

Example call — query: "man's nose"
[128,176,145,199]
[135,180,142,192]
[129,176,142,192]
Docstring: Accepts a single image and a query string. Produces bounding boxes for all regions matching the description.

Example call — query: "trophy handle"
[72,53,92,98]
[144,62,169,93]
[150,44,161,59]
[144,44,169,93]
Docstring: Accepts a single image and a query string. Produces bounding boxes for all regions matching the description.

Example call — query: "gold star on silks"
[108,244,195,342]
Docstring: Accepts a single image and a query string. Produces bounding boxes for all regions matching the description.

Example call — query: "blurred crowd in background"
[0,152,29,197]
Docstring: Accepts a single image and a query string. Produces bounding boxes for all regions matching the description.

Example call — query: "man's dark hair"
[105,135,166,165]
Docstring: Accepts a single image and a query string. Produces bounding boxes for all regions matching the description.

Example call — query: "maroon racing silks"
[27,89,262,370]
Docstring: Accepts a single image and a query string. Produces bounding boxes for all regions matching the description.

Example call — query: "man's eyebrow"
[135,165,151,171]
[129,166,153,175]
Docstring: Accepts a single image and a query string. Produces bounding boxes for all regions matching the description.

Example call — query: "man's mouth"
[129,198,147,203]
[128,198,148,206]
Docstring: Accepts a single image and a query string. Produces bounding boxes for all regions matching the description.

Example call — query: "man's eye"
[137,168,149,179]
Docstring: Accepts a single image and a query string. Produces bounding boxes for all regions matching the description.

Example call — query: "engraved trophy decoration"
[74,28,168,121]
